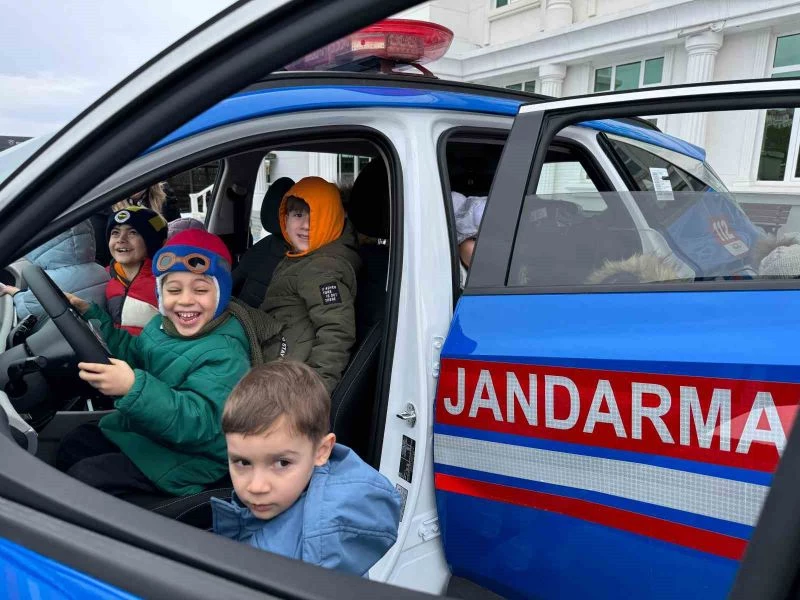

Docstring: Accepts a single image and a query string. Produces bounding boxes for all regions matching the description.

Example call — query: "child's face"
[161,272,218,336]
[285,208,310,253]
[108,224,147,267]
[227,416,335,520]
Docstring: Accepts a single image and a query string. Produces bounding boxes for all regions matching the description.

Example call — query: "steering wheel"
[22,265,111,365]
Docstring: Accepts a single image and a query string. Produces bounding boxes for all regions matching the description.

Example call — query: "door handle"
[396,403,417,427]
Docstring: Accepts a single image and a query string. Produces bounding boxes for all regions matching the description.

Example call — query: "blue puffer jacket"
[212,444,401,576]
[14,221,109,320]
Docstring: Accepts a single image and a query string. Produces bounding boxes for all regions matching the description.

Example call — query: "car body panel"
[435,81,800,599]
[0,537,138,600]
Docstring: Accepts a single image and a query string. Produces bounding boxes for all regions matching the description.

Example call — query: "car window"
[506,110,800,288]
[0,135,52,186]
[536,160,607,212]
[510,144,639,287]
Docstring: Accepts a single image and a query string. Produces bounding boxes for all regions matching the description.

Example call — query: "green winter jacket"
[260,221,361,392]
[85,303,250,496]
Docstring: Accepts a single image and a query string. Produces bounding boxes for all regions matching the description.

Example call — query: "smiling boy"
[56,230,250,498]
[105,206,168,335]
[212,361,400,575]
[260,177,361,392]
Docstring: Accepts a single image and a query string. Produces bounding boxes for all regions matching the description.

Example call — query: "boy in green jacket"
[57,230,250,497]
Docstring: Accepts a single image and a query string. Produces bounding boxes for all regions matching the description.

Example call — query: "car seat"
[330,159,390,459]
[231,177,294,307]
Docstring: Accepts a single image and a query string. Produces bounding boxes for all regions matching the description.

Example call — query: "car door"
[434,79,800,599]
[0,0,438,598]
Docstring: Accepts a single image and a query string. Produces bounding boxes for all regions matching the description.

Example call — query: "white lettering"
[632,383,674,444]
[545,375,580,430]
[444,368,466,415]
[506,372,537,425]
[736,391,786,455]
[680,386,731,451]
[584,379,627,438]
[469,370,503,421]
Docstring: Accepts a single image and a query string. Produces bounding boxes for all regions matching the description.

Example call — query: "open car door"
[435,79,800,599]
[0,0,441,598]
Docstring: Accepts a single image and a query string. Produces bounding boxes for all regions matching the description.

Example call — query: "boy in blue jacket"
[212,360,401,576]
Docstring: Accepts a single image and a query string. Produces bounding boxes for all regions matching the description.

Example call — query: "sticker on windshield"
[649,167,674,202]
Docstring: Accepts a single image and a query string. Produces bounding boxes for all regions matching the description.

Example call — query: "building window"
[337,154,371,187]
[505,80,536,92]
[495,0,509,7]
[757,33,800,181]
[593,57,664,93]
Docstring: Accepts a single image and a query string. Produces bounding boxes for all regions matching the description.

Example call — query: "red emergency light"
[284,19,454,74]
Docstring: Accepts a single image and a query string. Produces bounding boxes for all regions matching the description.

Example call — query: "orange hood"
[280,177,345,257]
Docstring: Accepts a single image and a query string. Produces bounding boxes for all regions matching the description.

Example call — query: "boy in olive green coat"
[57,230,250,497]
[260,177,361,392]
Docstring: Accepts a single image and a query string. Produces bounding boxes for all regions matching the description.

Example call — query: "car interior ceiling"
[0,137,394,526]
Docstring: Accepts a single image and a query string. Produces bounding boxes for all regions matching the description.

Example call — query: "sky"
[2,1,236,137]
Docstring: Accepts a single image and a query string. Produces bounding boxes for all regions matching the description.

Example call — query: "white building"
[398,0,800,198]
[252,0,800,234]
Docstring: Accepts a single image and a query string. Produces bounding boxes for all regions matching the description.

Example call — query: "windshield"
[0,135,53,186]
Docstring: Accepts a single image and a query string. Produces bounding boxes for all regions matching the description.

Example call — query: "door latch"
[396,402,417,427]
[418,517,440,542]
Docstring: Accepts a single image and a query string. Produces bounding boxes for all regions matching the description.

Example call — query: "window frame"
[592,56,665,93]
[757,31,800,183]
[505,80,537,93]
[437,127,510,305]
[466,79,800,296]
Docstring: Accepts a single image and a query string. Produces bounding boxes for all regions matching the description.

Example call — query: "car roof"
[151,72,704,161]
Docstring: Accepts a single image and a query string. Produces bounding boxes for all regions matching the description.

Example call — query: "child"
[106,205,168,335]
[260,176,361,392]
[56,230,251,498]
[212,361,400,575]
[451,190,487,269]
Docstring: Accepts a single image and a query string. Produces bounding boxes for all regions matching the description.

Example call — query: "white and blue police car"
[1,2,800,599]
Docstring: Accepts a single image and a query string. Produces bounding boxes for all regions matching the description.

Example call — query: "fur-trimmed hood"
[586,254,682,285]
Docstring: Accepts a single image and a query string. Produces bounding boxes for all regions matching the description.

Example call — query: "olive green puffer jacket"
[260,222,361,392]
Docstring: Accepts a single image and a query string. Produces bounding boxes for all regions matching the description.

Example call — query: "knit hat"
[759,243,800,278]
[167,217,206,238]
[280,176,345,257]
[107,205,168,258]
[152,229,233,319]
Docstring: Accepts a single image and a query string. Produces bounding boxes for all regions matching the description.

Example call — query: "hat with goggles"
[152,229,233,319]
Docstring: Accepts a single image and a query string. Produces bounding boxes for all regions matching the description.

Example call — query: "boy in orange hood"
[259,177,361,392]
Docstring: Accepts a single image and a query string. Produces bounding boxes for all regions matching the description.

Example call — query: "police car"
[1,1,799,599]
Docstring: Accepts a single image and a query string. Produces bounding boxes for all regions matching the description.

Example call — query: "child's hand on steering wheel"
[78,359,135,397]
[65,292,90,315]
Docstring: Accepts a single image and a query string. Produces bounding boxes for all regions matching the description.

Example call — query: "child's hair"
[112,183,167,215]
[223,360,330,442]
[285,195,310,214]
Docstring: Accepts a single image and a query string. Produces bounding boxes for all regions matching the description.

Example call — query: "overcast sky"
[2,1,235,137]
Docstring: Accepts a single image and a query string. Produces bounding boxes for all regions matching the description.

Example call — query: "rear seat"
[330,159,390,459]
[231,177,294,307]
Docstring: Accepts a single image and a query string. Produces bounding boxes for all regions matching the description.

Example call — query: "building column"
[309,153,339,183]
[545,0,573,31]
[679,30,723,147]
[539,63,567,98]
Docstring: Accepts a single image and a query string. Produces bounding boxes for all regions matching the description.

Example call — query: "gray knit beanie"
[759,244,800,278]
